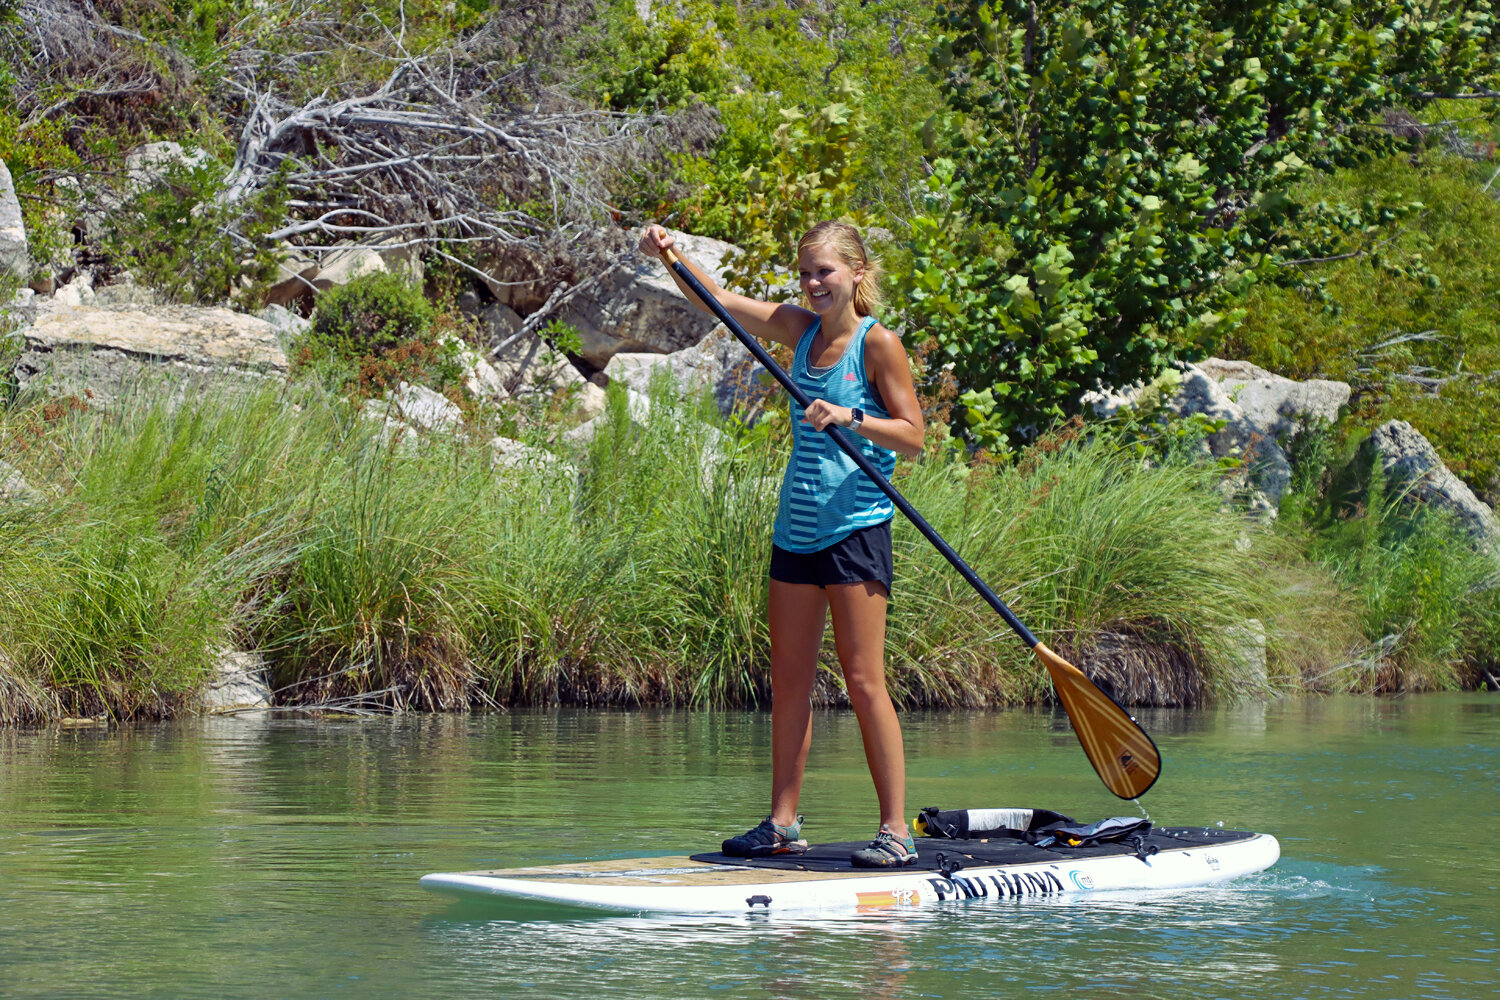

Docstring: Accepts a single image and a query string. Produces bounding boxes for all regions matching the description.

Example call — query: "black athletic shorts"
[768,520,893,595]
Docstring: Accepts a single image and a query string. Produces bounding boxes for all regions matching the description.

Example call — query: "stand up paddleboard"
[421,822,1279,915]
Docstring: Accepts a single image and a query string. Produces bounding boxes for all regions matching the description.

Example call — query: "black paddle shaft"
[664,255,1040,650]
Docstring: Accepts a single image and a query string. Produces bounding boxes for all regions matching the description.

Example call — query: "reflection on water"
[0,696,1496,999]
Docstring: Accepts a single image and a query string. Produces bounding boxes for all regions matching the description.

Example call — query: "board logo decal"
[924,869,1065,902]
[1204,854,1220,872]
[1069,871,1095,890]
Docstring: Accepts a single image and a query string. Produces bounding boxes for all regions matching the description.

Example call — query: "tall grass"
[0,372,1487,723]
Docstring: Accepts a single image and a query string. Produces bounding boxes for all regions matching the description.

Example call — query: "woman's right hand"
[638,224,674,259]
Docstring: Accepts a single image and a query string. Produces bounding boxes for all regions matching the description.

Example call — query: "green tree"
[908,0,1499,450]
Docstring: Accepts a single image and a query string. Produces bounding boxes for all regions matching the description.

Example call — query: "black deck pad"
[689,827,1255,874]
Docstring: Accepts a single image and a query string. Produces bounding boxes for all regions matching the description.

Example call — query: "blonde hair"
[797,220,883,317]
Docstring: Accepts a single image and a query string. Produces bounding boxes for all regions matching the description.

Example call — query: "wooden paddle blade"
[1034,642,1161,799]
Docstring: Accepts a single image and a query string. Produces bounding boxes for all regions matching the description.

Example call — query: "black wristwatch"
[848,407,865,431]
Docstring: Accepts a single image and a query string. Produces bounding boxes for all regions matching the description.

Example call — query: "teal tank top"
[772,316,897,553]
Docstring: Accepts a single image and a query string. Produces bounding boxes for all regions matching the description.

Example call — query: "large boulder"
[0,159,28,281]
[558,229,739,368]
[200,648,272,713]
[493,329,606,420]
[603,323,766,413]
[1085,360,1354,515]
[1087,365,1291,514]
[1361,420,1500,557]
[13,302,288,405]
[1195,357,1350,438]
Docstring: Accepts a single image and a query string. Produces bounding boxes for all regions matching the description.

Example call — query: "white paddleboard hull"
[421,832,1280,914]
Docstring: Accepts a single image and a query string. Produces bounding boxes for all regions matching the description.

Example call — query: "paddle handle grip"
[658,247,1040,650]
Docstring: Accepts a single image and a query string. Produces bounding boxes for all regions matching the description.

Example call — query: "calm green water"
[0,696,1495,999]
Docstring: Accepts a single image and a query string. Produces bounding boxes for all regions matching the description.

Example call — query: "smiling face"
[798,243,863,316]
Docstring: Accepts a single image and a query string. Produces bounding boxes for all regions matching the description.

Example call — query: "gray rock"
[560,229,739,367]
[480,302,523,343]
[1220,618,1269,697]
[0,159,27,281]
[257,303,312,342]
[1085,362,1327,514]
[360,397,419,450]
[392,381,463,432]
[0,460,41,505]
[604,324,765,413]
[90,271,165,308]
[201,648,272,713]
[436,334,507,404]
[15,302,287,406]
[1362,420,1500,556]
[489,436,575,477]
[125,142,211,191]
[563,388,654,446]
[493,329,606,420]
[1197,356,1350,439]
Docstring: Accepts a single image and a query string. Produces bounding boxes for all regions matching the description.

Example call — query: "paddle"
[658,245,1161,799]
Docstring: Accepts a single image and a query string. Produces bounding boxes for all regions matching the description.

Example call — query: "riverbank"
[1,377,1495,724]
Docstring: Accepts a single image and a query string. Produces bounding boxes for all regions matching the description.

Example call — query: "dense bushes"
[905,0,1500,452]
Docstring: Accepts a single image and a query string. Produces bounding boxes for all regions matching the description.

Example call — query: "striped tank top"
[771,316,896,553]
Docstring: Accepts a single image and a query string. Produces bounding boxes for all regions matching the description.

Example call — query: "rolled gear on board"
[915,807,1158,856]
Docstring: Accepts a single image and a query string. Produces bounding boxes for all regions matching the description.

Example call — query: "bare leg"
[767,579,828,828]
[827,581,908,839]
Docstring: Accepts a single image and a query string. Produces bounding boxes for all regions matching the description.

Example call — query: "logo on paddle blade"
[1119,751,1136,772]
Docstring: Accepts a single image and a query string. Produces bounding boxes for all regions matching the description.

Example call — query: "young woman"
[638,221,926,868]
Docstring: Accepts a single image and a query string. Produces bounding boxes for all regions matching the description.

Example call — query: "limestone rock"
[360,397,419,449]
[480,302,523,344]
[604,324,764,413]
[201,648,272,713]
[559,229,740,367]
[493,329,606,420]
[563,388,654,446]
[392,381,463,432]
[125,142,211,191]
[0,159,27,281]
[1197,357,1350,438]
[489,436,575,477]
[1362,420,1500,556]
[263,247,321,308]
[257,303,312,342]
[0,460,41,505]
[1087,366,1293,513]
[15,302,288,406]
[439,335,507,403]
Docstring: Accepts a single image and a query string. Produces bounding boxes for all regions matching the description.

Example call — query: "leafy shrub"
[101,157,287,304]
[307,271,436,359]
[588,0,732,111]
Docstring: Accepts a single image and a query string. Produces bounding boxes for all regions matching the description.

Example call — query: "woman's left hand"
[802,399,854,432]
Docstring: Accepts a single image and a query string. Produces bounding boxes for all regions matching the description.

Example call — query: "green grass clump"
[1,371,1490,724]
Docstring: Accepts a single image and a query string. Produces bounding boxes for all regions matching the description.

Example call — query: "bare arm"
[638,225,811,348]
[800,325,926,459]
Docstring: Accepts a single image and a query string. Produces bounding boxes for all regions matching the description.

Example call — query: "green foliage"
[589,0,732,110]
[0,110,84,274]
[719,85,868,297]
[100,157,287,304]
[1227,150,1500,504]
[629,1,941,250]
[307,271,436,358]
[910,0,1500,450]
